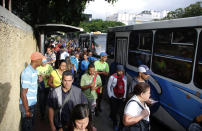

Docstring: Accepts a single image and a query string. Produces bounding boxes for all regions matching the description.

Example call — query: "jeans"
[20,104,36,131]
[88,99,96,123]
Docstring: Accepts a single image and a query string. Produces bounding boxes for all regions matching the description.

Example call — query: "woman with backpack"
[107,65,127,131]
[122,82,151,131]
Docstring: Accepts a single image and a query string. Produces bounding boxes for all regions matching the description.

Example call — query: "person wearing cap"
[20,52,43,131]
[36,58,53,119]
[107,64,127,131]
[127,65,153,97]
[94,52,109,115]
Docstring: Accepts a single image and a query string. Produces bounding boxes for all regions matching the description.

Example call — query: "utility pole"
[2,0,5,8]
[8,0,11,11]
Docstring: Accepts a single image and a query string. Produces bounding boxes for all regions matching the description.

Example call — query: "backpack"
[112,74,125,98]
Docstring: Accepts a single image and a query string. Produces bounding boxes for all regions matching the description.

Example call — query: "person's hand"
[50,125,57,131]
[25,111,33,117]
[122,98,126,102]
[140,109,149,118]
[90,82,95,88]
[58,128,63,131]
[103,71,108,76]
[146,99,153,106]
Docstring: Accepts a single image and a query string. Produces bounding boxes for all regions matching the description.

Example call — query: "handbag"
[122,100,150,131]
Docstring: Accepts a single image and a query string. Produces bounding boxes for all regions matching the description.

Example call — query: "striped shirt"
[20,64,38,106]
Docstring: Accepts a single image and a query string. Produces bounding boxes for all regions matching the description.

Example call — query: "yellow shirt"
[51,69,62,87]
[37,64,53,88]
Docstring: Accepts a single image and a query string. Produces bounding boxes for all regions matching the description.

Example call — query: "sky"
[84,0,200,20]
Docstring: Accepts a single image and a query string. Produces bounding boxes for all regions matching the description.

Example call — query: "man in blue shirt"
[20,52,43,131]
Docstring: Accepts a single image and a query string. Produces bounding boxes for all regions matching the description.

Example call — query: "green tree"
[12,0,118,26]
[163,1,202,20]
[79,19,125,33]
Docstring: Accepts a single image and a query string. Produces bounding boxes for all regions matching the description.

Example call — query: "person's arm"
[104,63,110,76]
[48,75,57,88]
[123,109,149,126]
[123,101,150,126]
[80,75,90,90]
[107,76,113,98]
[80,61,85,71]
[48,107,57,131]
[21,88,32,117]
[123,76,127,99]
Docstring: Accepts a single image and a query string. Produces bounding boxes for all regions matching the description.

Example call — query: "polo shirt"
[124,95,150,122]
[94,60,109,72]
[37,64,53,88]
[80,73,102,100]
[20,64,38,106]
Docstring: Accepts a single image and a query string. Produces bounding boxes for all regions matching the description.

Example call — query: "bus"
[79,32,107,56]
[106,16,202,131]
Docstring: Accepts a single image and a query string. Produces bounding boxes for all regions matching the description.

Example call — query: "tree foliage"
[163,2,202,20]
[12,0,118,26]
[79,19,125,33]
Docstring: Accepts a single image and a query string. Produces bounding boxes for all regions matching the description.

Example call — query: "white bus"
[106,16,202,131]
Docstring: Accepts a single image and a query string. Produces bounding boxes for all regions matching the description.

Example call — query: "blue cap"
[116,65,124,71]
[100,52,108,57]
[138,65,153,75]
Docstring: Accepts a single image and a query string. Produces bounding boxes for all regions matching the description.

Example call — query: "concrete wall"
[0,6,38,131]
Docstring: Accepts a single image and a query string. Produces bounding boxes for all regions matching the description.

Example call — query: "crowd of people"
[19,39,202,131]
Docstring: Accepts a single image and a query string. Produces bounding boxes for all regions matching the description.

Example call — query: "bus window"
[93,35,107,56]
[107,32,115,59]
[128,31,153,67]
[194,31,202,89]
[152,29,196,84]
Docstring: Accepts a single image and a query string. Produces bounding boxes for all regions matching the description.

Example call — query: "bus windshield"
[92,35,106,55]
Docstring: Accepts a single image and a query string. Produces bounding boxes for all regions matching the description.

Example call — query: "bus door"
[115,32,129,65]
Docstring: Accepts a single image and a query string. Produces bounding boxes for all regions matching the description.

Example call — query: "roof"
[35,24,84,32]
[108,16,202,32]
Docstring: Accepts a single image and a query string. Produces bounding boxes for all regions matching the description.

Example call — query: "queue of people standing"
[19,40,155,131]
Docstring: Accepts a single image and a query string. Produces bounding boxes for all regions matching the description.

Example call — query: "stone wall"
[0,6,38,131]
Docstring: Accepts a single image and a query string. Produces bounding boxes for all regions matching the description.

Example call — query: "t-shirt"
[80,73,102,100]
[60,51,69,60]
[37,64,53,88]
[80,60,90,71]
[20,65,38,106]
[127,78,148,95]
[124,95,150,122]
[94,60,109,73]
[51,69,62,87]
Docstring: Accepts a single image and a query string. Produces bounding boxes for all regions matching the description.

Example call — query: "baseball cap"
[30,52,44,60]
[100,52,108,57]
[116,65,124,72]
[138,65,153,75]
